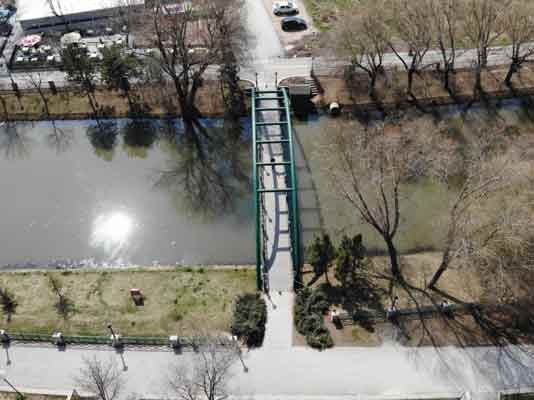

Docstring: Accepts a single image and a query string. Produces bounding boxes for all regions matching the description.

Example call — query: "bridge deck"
[252,86,300,293]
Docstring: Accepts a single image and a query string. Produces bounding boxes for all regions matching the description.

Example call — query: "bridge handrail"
[281,87,302,285]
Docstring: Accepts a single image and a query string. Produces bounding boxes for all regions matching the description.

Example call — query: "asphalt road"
[243,0,284,61]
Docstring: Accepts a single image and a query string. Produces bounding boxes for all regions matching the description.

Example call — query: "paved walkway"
[2,341,534,399]
[262,292,293,349]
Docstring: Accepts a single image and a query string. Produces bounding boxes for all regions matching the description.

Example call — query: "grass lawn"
[0,267,256,336]
[303,0,357,30]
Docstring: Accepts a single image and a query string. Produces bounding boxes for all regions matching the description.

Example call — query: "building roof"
[17,0,144,22]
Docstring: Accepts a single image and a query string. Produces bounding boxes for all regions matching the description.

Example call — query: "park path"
[3,341,534,399]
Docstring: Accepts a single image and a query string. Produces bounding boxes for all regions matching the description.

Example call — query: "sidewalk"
[262,292,293,349]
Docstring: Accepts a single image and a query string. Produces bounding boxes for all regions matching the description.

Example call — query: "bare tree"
[25,72,51,118]
[427,126,524,289]
[24,75,72,153]
[75,356,125,400]
[167,335,238,400]
[462,0,511,93]
[213,0,247,124]
[389,0,433,99]
[502,0,534,87]
[428,0,464,92]
[332,1,389,97]
[47,273,75,319]
[149,0,221,131]
[320,120,428,279]
[61,45,99,115]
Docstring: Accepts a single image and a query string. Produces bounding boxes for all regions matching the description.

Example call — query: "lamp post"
[229,329,248,373]
[0,371,23,397]
[3,344,10,366]
[107,323,116,340]
[107,324,127,371]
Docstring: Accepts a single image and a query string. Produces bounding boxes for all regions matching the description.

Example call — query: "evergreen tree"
[335,234,369,290]
[308,234,336,284]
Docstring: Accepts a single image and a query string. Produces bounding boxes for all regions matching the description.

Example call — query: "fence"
[337,302,478,326]
[2,332,235,348]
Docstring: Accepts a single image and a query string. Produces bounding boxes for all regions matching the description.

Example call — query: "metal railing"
[3,332,209,347]
[251,86,302,291]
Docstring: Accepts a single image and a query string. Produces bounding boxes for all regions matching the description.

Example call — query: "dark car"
[281,17,307,32]
[0,22,11,37]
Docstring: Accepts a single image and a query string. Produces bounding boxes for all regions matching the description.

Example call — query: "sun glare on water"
[90,212,135,258]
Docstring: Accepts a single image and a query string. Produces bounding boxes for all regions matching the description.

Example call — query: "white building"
[17,0,144,31]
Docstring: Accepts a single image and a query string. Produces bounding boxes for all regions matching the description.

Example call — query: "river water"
[293,99,534,254]
[0,101,531,268]
[0,119,254,268]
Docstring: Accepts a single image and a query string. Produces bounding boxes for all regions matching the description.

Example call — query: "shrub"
[294,287,333,350]
[294,287,329,325]
[231,293,267,348]
[297,313,323,335]
[306,326,334,350]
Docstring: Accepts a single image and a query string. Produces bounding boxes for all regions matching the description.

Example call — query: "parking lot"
[261,0,317,53]
[11,30,127,71]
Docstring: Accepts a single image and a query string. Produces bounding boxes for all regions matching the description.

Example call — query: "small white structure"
[168,335,180,348]
[329,102,340,115]
[52,332,65,345]
[109,334,122,347]
[0,329,9,343]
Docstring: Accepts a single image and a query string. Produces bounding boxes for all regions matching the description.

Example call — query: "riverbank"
[311,64,534,114]
[0,266,256,336]
[0,80,251,121]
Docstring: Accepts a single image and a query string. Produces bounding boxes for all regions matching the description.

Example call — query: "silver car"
[273,1,299,16]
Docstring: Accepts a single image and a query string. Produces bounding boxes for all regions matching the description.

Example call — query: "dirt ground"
[0,267,256,336]
[0,393,68,400]
[315,64,534,110]
[299,251,534,347]
[0,80,252,121]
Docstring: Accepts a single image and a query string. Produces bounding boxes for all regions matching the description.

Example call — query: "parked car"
[273,1,298,16]
[0,22,11,37]
[281,16,307,31]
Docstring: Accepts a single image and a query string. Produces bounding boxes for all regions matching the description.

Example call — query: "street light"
[0,370,23,397]
[107,324,127,371]
[107,323,116,340]
[229,329,248,373]
[2,344,10,366]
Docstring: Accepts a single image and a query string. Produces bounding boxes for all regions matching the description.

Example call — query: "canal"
[0,101,531,268]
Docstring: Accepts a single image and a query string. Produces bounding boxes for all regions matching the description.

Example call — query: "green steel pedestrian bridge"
[251,86,301,292]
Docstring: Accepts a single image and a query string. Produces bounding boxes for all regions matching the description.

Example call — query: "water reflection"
[0,122,32,159]
[154,119,251,219]
[47,122,74,154]
[0,119,255,268]
[86,120,119,161]
[121,119,159,159]
[90,211,135,260]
